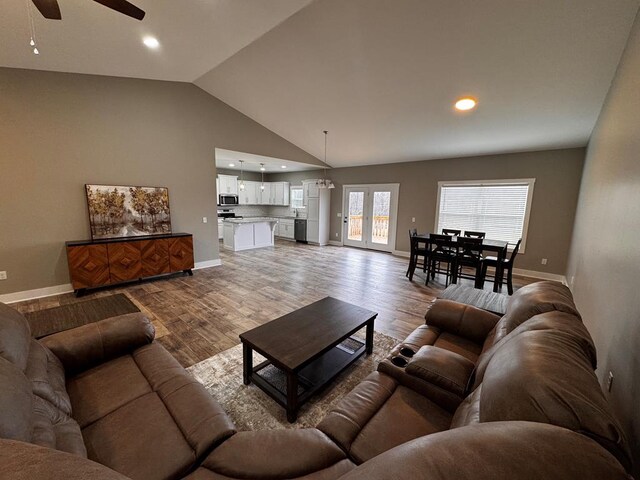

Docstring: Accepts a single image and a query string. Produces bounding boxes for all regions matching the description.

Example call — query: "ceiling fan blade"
[92,0,145,20]
[31,0,62,19]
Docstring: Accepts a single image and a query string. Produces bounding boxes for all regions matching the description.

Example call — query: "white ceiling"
[1,0,638,168]
[196,0,640,167]
[0,0,311,81]
[215,148,322,173]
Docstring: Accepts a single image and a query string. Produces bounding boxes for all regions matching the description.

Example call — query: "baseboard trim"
[0,284,74,304]
[328,240,343,247]
[1,260,222,304]
[194,259,222,270]
[512,268,567,284]
[391,251,565,283]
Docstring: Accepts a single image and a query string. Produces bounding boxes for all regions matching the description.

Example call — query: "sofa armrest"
[197,429,354,479]
[1,439,131,480]
[405,346,475,397]
[40,313,155,375]
[425,299,500,344]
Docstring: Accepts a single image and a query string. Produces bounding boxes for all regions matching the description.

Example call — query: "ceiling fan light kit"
[31,0,146,21]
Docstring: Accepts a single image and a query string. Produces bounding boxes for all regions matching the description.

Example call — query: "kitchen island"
[222,217,279,252]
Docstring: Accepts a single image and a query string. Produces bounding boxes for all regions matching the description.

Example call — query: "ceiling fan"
[31,0,145,21]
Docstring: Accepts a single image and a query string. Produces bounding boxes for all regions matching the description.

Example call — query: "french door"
[343,184,399,252]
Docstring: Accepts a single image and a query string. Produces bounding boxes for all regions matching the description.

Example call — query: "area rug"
[187,331,399,431]
[25,294,140,338]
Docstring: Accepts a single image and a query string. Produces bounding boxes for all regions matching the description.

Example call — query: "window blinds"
[436,182,532,244]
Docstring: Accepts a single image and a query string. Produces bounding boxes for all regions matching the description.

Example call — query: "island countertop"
[223,217,281,224]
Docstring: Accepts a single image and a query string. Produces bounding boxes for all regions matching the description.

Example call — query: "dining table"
[413,233,509,292]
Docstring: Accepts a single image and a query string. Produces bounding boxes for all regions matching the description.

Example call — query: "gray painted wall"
[269,148,585,275]
[566,11,640,474]
[0,67,321,295]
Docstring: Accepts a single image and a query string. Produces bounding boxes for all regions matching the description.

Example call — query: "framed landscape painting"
[85,184,172,240]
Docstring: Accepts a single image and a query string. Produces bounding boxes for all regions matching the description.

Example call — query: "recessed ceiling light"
[228,163,235,167]
[143,36,160,49]
[455,97,477,111]
[281,165,287,169]
[260,167,266,171]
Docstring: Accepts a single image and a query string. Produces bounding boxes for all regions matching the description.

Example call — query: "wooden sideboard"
[66,233,194,296]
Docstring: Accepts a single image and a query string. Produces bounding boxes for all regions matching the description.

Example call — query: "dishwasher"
[294,219,307,243]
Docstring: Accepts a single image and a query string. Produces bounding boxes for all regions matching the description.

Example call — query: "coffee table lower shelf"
[245,338,367,422]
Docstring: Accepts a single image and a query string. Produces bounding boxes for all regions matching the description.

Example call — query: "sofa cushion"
[67,355,152,428]
[450,384,482,428]
[433,332,481,362]
[67,342,235,480]
[479,328,631,471]
[1,439,131,480]
[0,356,33,442]
[405,346,475,398]
[25,340,72,415]
[0,302,31,371]
[31,395,87,457]
[486,280,580,347]
[82,392,195,480]
[195,429,355,479]
[318,372,452,464]
[470,311,597,391]
[337,422,632,480]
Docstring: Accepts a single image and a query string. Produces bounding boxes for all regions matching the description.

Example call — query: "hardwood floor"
[14,240,533,368]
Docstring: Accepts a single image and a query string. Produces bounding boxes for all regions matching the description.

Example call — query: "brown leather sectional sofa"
[0,281,634,479]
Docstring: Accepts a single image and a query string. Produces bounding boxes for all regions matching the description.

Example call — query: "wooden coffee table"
[239,297,377,422]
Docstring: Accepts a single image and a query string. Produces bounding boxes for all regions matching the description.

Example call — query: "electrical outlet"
[0,271,7,280]
[607,371,614,392]
[335,233,339,238]
[337,212,342,217]
[412,217,416,223]
[541,258,548,265]
[202,217,208,223]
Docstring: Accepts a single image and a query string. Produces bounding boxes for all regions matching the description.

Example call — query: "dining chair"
[464,230,486,239]
[442,228,461,236]
[456,236,484,288]
[406,230,430,282]
[430,233,456,286]
[481,238,522,295]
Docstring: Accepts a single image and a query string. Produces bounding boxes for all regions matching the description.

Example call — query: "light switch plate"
[0,271,7,280]
[202,217,208,223]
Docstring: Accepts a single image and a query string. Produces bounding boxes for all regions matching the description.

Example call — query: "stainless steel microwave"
[218,194,239,206]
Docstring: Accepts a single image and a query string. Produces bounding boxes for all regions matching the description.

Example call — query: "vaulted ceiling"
[2,0,639,167]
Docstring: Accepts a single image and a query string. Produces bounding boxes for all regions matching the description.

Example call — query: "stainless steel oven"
[218,194,239,206]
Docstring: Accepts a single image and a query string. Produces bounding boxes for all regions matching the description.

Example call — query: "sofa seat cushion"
[0,356,34,442]
[433,332,481,362]
[185,429,355,480]
[67,355,152,428]
[83,392,196,480]
[318,372,452,464]
[67,343,236,480]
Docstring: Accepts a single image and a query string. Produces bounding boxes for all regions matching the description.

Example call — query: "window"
[435,179,535,252]
[290,186,304,209]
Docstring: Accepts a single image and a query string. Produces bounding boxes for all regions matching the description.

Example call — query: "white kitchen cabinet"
[259,183,271,205]
[218,174,238,195]
[238,180,260,205]
[272,182,290,206]
[275,218,295,240]
[215,178,220,197]
[217,219,224,240]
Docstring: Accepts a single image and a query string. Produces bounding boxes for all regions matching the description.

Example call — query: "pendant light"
[239,160,245,191]
[317,130,335,189]
[260,163,265,191]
